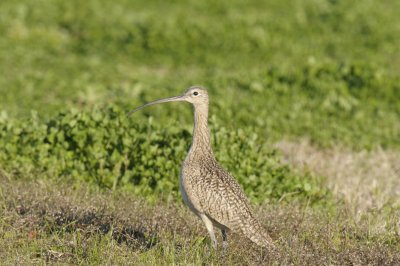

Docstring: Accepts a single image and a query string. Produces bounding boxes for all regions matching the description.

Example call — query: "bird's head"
[183,86,209,105]
[128,86,209,116]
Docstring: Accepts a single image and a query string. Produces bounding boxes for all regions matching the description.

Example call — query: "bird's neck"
[190,104,213,156]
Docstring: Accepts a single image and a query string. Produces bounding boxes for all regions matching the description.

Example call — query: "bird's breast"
[179,160,204,216]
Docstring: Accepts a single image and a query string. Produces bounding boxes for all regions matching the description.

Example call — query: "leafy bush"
[0,107,330,204]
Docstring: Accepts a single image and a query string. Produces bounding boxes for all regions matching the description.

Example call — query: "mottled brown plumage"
[129,86,274,249]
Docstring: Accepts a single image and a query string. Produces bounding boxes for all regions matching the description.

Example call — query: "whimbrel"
[129,86,274,249]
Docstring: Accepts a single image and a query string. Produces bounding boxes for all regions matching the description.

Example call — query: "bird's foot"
[222,240,228,251]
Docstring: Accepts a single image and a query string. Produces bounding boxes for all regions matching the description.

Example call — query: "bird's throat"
[190,104,213,156]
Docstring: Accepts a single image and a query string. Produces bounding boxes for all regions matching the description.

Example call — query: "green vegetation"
[0,106,330,204]
[0,0,399,264]
[0,0,399,149]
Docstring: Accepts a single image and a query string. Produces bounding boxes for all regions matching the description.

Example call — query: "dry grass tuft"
[275,139,400,212]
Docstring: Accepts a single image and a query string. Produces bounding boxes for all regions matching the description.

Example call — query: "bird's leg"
[199,213,217,248]
[221,229,228,250]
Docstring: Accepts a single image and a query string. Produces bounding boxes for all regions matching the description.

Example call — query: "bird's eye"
[193,91,199,96]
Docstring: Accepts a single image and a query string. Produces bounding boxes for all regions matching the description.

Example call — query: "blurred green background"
[1,0,399,148]
[0,0,399,203]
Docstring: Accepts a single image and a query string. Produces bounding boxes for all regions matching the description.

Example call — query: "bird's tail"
[240,217,275,249]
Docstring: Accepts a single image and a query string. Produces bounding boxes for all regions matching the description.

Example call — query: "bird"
[128,86,275,250]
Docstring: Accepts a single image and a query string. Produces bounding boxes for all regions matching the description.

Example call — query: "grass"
[276,140,400,212]
[1,176,399,265]
[1,0,400,264]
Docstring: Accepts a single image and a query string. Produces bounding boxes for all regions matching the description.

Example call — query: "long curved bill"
[128,95,186,116]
